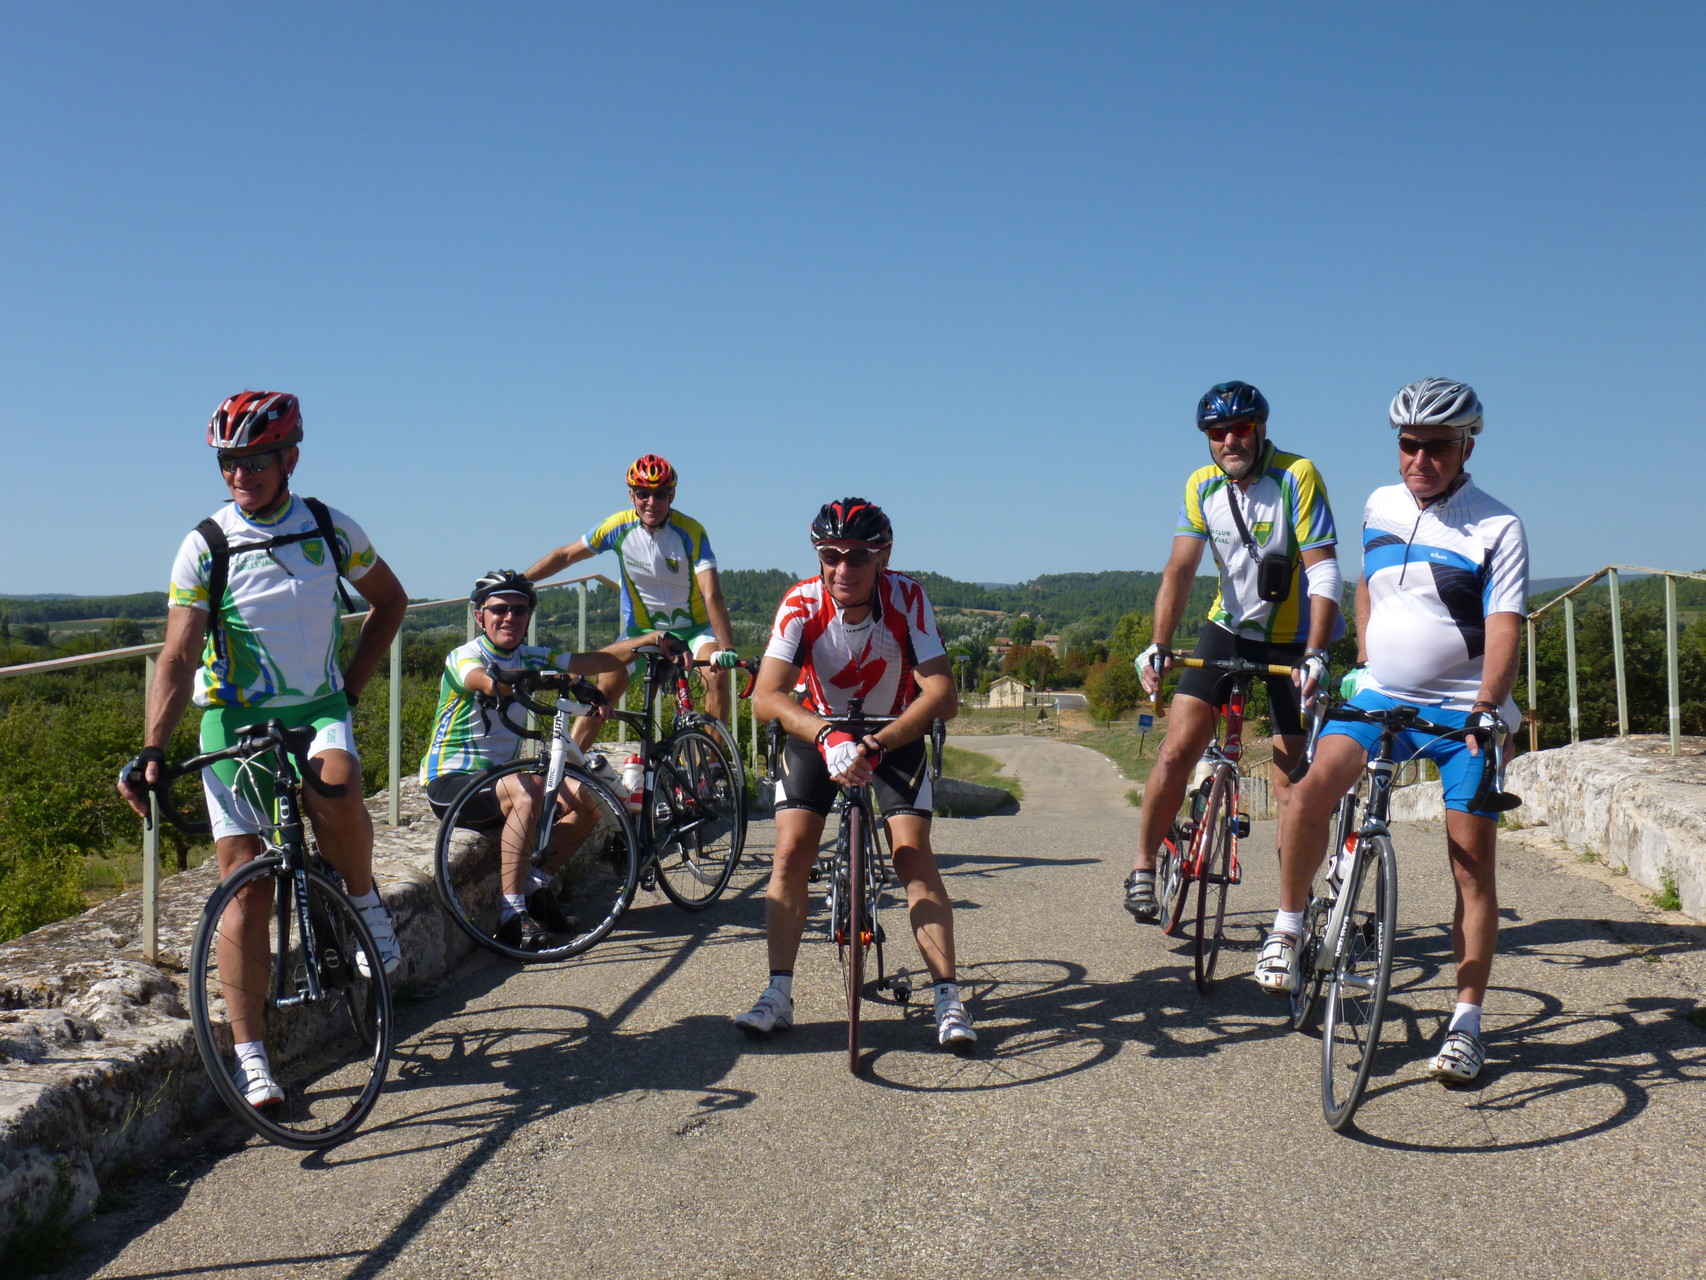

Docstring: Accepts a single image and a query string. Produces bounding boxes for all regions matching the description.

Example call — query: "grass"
[941,744,1023,802]
[1653,870,1682,912]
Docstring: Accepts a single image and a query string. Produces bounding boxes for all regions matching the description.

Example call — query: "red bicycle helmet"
[208,391,304,450]
[626,454,677,489]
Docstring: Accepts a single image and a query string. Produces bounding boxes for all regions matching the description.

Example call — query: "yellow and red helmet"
[625,454,677,489]
[208,391,303,450]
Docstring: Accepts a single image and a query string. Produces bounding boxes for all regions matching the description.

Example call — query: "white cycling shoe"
[734,986,795,1037]
[1253,931,1300,997]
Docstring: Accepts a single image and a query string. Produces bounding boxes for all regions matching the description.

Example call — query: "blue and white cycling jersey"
[1360,474,1528,715]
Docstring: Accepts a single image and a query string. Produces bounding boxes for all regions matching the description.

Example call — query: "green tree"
[1084,660,1141,721]
[1008,614,1037,646]
[1108,610,1150,662]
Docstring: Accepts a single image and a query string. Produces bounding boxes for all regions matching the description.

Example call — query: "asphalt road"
[55,736,1706,1280]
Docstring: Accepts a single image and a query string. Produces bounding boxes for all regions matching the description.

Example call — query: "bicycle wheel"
[845,798,868,1074]
[1321,832,1398,1130]
[650,727,742,909]
[1192,772,1234,993]
[434,759,639,961]
[1291,788,1359,1031]
[682,711,750,847]
[189,859,393,1149]
[1156,823,1189,937]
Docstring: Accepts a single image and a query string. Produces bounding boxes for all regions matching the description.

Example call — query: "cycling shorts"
[624,621,717,652]
[1321,691,1499,818]
[425,772,505,832]
[1173,624,1307,738]
[199,692,356,841]
[774,736,933,820]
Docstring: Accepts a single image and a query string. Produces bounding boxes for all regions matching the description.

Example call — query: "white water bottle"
[620,754,645,812]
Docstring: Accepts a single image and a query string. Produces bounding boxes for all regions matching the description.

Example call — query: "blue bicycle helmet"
[1196,381,1270,431]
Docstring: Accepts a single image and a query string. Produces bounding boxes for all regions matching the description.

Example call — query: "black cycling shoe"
[497,910,547,952]
[527,888,582,936]
[1123,870,1160,923]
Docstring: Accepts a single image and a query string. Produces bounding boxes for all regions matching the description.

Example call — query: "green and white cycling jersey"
[419,636,576,783]
[168,497,378,709]
[582,508,716,634]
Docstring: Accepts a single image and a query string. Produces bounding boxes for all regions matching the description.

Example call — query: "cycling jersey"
[168,497,378,709]
[583,509,716,634]
[1175,443,1340,646]
[765,572,947,717]
[419,636,576,782]
[1359,474,1528,715]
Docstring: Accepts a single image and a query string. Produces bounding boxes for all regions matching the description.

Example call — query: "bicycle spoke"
[1321,833,1398,1131]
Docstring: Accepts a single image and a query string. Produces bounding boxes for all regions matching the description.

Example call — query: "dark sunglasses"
[1397,435,1464,458]
[1205,422,1258,441]
[480,602,533,617]
[817,546,879,568]
[630,486,675,501]
[218,449,285,473]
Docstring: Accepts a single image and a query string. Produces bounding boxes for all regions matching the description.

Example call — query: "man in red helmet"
[737,497,975,1052]
[118,390,409,1112]
[526,454,739,755]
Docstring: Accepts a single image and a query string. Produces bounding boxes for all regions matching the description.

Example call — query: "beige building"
[987,675,1030,708]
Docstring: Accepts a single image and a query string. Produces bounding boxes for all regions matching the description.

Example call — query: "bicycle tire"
[433,758,640,961]
[846,798,868,1074]
[189,859,393,1149]
[1291,787,1359,1031]
[1193,771,1234,993]
[650,727,742,910]
[1321,831,1398,1130]
[681,711,750,847]
[1156,823,1189,937]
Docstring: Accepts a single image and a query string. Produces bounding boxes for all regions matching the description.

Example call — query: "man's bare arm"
[525,539,593,584]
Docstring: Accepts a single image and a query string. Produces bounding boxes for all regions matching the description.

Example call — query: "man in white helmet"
[1258,378,1528,1089]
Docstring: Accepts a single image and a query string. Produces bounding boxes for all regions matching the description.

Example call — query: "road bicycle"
[433,651,757,962]
[1290,699,1518,1130]
[1153,655,1297,993]
[797,698,945,1074]
[144,721,393,1149]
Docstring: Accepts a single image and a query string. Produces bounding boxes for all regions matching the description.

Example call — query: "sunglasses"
[817,546,879,568]
[480,602,533,617]
[630,487,675,502]
[1397,436,1464,459]
[1205,422,1258,441]
[218,449,285,473]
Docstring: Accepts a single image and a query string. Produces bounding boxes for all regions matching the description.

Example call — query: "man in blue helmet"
[1122,381,1344,924]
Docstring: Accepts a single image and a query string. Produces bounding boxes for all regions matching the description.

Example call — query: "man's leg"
[302,748,374,895]
[1130,694,1219,874]
[492,770,545,897]
[575,665,632,751]
[693,636,730,727]
[1269,733,1306,839]
[735,806,825,1035]
[886,815,955,982]
[212,833,270,1045]
[1444,810,1499,1007]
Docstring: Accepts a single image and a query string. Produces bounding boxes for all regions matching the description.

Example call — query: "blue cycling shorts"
[1320,691,1498,818]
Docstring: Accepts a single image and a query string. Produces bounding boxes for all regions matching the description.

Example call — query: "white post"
[1667,575,1681,755]
[1608,567,1628,737]
[142,654,158,962]
[1564,595,1579,745]
[388,630,402,827]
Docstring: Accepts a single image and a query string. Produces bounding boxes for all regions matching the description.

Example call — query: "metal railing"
[0,574,613,960]
[1525,565,1706,756]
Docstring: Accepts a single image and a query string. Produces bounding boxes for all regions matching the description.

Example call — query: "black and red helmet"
[208,391,304,450]
[810,497,892,547]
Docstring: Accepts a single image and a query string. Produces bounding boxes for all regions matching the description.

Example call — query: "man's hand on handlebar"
[1464,704,1506,758]
[116,746,166,818]
[1135,643,1173,696]
[819,726,885,786]
[652,631,691,670]
[1295,648,1330,706]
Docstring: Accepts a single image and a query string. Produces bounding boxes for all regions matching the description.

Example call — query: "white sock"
[502,893,528,920]
[235,1040,269,1070]
[934,981,962,1006]
[768,972,793,998]
[1272,910,1305,938]
[1448,1002,1482,1037]
[349,887,382,909]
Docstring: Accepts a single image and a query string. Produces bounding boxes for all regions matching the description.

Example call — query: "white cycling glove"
[1135,643,1170,693]
[823,736,863,778]
[1299,650,1329,697]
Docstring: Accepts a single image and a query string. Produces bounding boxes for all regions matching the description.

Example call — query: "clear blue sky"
[3,2,1700,601]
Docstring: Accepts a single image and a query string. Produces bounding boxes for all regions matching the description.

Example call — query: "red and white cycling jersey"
[765,571,948,717]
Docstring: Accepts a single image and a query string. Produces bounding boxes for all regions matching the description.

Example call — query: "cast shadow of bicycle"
[854,940,1301,1095]
[1321,913,1706,1152]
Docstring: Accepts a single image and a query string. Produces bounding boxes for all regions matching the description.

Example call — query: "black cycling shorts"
[774,736,934,820]
[1172,623,1307,738]
[425,772,504,832]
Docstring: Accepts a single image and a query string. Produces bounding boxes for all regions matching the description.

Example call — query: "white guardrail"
[0,574,759,961]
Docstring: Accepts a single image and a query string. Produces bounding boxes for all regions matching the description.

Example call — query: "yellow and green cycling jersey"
[582,508,717,634]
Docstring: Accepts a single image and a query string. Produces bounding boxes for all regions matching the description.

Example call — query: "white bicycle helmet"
[1389,377,1483,436]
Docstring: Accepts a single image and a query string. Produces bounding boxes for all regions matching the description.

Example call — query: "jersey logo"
[302,539,327,566]
[829,646,888,700]
[1252,520,1273,544]
[666,556,680,572]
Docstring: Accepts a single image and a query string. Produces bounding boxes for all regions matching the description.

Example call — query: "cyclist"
[1122,381,1344,922]
[1261,378,1527,1087]
[116,390,408,1110]
[525,455,739,758]
[737,498,975,1050]
[420,570,687,950]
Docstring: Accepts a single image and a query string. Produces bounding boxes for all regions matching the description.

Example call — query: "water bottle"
[620,754,645,812]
